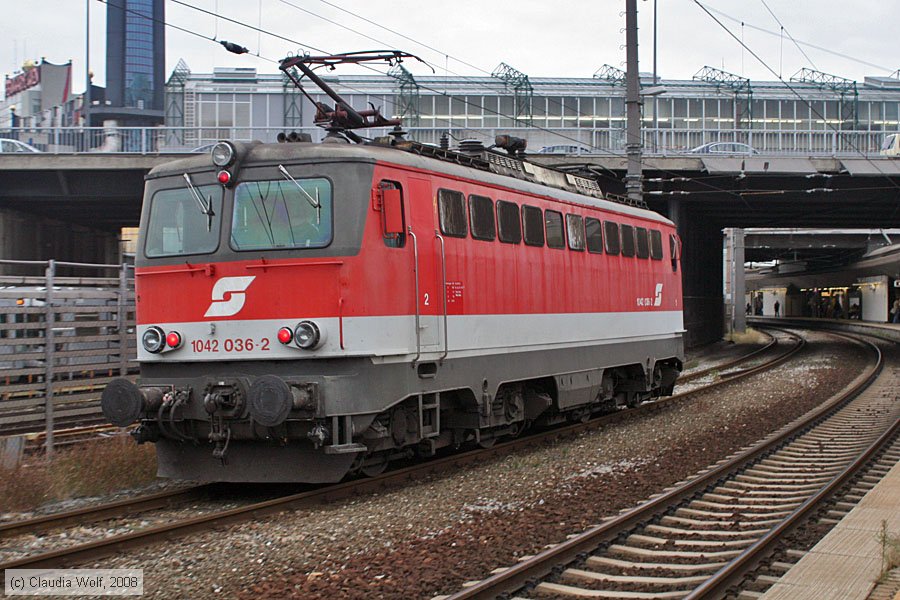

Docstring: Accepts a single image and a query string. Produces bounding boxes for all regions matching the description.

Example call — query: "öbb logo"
[204,276,256,318]
[637,283,664,308]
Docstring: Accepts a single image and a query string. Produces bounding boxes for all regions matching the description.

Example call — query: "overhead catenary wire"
[168,0,629,162]
[758,0,818,72]
[692,0,900,195]
[102,0,886,222]
[700,3,894,74]
[151,0,854,218]
[263,0,766,205]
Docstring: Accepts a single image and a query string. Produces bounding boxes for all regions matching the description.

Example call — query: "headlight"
[294,321,323,350]
[142,326,166,353]
[211,141,235,167]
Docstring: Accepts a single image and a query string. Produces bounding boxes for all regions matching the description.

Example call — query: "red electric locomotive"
[101,52,684,482]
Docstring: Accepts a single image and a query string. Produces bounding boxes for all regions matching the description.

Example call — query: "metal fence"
[0,125,893,157]
[0,260,136,454]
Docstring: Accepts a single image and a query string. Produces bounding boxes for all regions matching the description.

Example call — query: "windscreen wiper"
[278,165,321,224]
[183,173,215,231]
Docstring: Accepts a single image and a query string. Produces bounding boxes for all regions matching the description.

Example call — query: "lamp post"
[84,0,90,127]
[624,0,643,205]
[653,0,658,85]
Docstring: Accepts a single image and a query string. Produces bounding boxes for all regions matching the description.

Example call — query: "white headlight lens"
[142,326,166,353]
[211,141,235,167]
[294,321,321,350]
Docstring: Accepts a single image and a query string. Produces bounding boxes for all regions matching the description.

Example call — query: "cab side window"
[379,180,405,248]
[669,234,680,272]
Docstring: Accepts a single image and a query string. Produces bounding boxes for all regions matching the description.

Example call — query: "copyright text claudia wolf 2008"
[4,569,143,596]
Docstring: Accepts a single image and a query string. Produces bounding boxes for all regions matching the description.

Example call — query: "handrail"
[435,232,449,362]
[408,228,421,366]
[1,125,894,156]
[244,259,343,270]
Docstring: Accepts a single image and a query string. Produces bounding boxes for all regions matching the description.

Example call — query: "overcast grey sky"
[3,0,898,96]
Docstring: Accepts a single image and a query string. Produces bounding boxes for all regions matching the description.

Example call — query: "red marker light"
[277,327,294,345]
[217,170,231,185]
[166,331,182,348]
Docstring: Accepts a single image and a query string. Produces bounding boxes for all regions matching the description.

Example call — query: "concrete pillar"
[730,228,746,333]
[670,200,725,347]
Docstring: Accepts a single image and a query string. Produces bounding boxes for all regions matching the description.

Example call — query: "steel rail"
[0,485,211,540]
[679,329,777,383]
[686,416,900,600]
[443,329,882,600]
[0,327,802,572]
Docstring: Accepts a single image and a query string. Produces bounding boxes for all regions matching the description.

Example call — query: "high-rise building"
[94,0,165,126]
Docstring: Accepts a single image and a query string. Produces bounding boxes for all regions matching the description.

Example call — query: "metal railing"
[0,260,136,454]
[0,125,895,157]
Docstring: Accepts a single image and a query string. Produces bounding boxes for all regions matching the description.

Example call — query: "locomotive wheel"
[477,433,497,449]
[359,452,390,477]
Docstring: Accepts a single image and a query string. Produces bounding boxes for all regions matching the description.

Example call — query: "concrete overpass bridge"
[3,150,900,345]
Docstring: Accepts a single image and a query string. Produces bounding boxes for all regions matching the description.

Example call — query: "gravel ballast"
[69,331,869,599]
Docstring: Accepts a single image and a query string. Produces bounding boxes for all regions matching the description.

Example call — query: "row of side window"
[437,189,675,269]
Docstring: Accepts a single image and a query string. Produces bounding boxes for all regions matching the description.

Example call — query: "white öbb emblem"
[637,283,664,307]
[204,276,256,318]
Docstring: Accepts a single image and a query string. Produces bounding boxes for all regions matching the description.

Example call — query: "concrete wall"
[0,207,120,275]
[861,276,889,322]
[754,289,787,317]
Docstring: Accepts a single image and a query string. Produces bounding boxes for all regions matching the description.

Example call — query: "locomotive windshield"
[230,178,333,251]
[144,186,222,257]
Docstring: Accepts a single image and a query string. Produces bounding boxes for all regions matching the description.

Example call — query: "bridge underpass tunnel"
[0,156,150,275]
[744,230,900,325]
[0,207,122,276]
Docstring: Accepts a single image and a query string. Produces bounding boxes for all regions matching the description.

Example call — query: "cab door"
[406,177,441,352]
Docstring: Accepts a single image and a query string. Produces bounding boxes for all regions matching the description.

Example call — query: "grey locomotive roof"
[148,141,673,226]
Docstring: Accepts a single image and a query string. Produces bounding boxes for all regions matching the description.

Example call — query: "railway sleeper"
[739,470,843,482]
[658,515,767,530]
[688,499,803,512]
[721,480,830,492]
[534,581,687,599]
[675,507,792,522]
[703,491,811,504]
[734,473,834,484]
[560,567,708,588]
[742,465,844,476]
[711,488,813,501]
[608,543,744,561]
[645,523,767,539]
[585,555,726,574]
[626,533,757,550]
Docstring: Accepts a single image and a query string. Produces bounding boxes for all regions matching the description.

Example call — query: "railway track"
[0,326,807,575]
[678,330,777,385]
[5,330,784,455]
[439,329,898,600]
